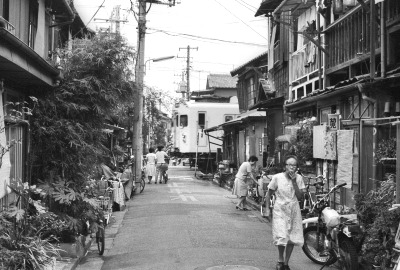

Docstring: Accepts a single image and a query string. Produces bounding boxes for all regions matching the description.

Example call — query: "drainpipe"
[381,1,386,78]
[357,83,377,193]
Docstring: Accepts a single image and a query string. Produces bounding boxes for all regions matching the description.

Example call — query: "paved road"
[77,166,337,270]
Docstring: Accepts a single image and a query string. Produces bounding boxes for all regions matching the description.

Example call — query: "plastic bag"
[322,207,340,227]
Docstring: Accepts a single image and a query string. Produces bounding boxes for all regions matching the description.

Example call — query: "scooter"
[302,182,362,270]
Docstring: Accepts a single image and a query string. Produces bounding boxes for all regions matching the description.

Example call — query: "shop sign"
[328,114,340,131]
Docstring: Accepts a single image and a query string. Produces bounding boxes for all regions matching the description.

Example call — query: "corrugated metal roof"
[206,74,237,89]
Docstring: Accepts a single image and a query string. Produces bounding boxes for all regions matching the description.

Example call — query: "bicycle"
[92,179,114,255]
[299,172,327,219]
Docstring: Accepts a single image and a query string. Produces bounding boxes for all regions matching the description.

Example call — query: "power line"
[237,0,258,11]
[147,28,267,47]
[233,0,256,13]
[213,0,267,41]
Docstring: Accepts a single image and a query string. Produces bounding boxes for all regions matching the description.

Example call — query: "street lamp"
[145,56,175,72]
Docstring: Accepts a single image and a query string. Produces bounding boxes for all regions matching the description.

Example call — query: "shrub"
[355,180,400,268]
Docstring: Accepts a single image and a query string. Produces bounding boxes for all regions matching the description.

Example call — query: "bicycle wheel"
[140,177,145,193]
[96,225,105,255]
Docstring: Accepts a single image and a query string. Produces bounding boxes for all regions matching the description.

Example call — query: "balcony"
[324,5,380,73]
[273,40,280,65]
[0,16,15,35]
[291,40,320,82]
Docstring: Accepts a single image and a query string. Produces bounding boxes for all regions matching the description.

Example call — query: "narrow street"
[77,166,336,270]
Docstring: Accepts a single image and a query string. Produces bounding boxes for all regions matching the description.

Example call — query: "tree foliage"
[30,33,136,184]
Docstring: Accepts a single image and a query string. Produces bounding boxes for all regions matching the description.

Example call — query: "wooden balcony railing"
[273,40,280,65]
[324,4,380,71]
[0,16,15,35]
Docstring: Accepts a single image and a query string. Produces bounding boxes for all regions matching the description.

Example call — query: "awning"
[249,96,284,110]
[255,0,283,17]
[205,110,266,132]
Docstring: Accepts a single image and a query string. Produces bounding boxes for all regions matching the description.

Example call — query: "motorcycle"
[302,182,362,270]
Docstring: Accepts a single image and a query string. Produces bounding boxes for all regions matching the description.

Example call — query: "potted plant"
[294,125,314,165]
[376,137,396,163]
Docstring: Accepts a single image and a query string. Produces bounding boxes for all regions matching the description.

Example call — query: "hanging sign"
[328,114,340,131]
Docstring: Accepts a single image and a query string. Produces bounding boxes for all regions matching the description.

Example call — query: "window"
[225,115,233,122]
[28,0,38,49]
[320,107,334,125]
[198,112,205,129]
[247,77,256,107]
[2,0,9,21]
[180,115,188,127]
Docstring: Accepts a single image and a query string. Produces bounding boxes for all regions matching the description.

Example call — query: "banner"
[337,130,354,189]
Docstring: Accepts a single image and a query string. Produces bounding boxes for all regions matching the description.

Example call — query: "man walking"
[155,145,169,184]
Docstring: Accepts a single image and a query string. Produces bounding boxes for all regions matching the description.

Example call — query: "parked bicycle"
[302,182,362,270]
[299,172,327,219]
[87,177,115,255]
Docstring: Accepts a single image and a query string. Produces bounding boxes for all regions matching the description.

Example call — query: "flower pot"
[57,235,91,258]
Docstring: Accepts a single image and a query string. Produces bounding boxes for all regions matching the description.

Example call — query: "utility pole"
[94,5,128,34]
[179,46,198,100]
[132,0,176,194]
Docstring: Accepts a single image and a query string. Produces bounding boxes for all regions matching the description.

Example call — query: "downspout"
[381,1,386,78]
[357,83,377,193]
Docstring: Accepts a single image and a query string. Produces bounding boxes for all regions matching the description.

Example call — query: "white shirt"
[156,151,168,164]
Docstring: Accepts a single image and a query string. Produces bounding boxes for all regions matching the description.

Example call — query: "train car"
[171,97,240,162]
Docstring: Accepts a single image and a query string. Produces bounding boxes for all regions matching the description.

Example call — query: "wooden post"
[396,124,400,203]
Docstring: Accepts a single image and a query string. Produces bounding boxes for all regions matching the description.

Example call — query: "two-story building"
[255,0,400,209]
[0,0,91,208]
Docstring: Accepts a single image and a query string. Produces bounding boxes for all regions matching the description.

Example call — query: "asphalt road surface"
[77,165,337,270]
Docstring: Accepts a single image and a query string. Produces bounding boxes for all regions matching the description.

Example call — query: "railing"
[273,40,280,65]
[0,16,15,35]
[324,5,380,70]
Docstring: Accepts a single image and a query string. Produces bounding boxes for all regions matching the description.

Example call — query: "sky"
[74,0,269,96]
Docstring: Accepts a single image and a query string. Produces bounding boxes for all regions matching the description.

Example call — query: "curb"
[54,209,128,270]
[210,177,262,212]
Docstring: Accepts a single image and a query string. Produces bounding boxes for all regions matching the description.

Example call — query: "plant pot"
[57,235,91,258]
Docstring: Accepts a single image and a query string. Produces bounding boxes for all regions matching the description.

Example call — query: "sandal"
[284,265,290,270]
[236,206,243,210]
[276,262,284,270]
[243,207,249,211]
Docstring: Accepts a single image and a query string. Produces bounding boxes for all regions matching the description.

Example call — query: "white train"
[171,98,240,158]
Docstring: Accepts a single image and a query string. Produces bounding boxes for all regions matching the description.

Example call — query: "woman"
[145,148,157,184]
[265,155,306,270]
[233,156,258,210]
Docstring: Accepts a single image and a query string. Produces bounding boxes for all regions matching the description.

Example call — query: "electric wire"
[233,0,256,13]
[147,28,267,47]
[213,0,267,41]
[237,0,258,11]
[73,0,106,38]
